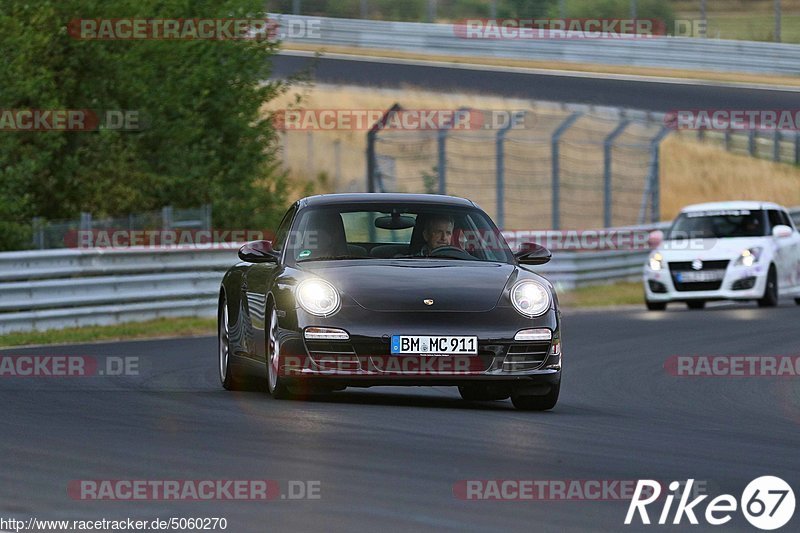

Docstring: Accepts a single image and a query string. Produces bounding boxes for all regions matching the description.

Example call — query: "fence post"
[724,128,731,151]
[282,132,289,172]
[437,129,447,195]
[366,103,402,193]
[748,129,757,156]
[551,112,583,230]
[80,212,92,233]
[32,217,44,249]
[203,204,212,230]
[773,130,781,162]
[795,131,800,165]
[333,139,342,187]
[603,119,630,228]
[495,120,515,230]
[641,127,671,224]
[161,206,173,230]
[306,131,314,178]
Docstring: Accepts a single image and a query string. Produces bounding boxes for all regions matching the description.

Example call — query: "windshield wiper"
[297,255,371,262]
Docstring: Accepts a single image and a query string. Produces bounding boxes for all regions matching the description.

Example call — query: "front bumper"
[275,307,562,385]
[643,261,768,302]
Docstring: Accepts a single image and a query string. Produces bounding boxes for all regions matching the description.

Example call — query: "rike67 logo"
[626,477,795,530]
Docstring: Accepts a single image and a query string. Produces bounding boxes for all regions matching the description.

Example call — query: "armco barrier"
[273,14,800,76]
[0,247,237,335]
[0,208,797,334]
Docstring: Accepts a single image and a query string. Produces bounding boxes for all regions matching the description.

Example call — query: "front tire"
[686,300,706,310]
[757,266,779,308]
[511,383,560,411]
[646,299,667,311]
[219,295,243,391]
[795,298,800,305]
[266,304,292,399]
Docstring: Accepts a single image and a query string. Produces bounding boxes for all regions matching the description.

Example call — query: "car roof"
[680,201,785,212]
[299,193,475,208]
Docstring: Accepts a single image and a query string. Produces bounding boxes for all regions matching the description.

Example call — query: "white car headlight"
[510,280,551,317]
[735,247,762,267]
[648,252,664,271]
[296,279,341,316]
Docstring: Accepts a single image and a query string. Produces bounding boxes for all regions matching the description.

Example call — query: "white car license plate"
[677,270,725,283]
[391,335,477,355]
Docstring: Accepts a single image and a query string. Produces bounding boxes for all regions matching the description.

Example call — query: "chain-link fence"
[31,205,212,249]
[680,128,800,165]
[366,104,669,230]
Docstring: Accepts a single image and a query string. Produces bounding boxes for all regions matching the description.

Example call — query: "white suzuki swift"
[644,201,800,310]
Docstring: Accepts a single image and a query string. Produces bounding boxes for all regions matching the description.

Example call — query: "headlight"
[735,247,762,267]
[648,252,664,271]
[296,279,340,316]
[510,280,551,317]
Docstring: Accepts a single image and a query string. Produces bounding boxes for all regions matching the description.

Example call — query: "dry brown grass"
[661,135,800,219]
[266,84,800,225]
[671,0,800,12]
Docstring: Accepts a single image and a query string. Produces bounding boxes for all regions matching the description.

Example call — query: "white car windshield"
[667,209,767,239]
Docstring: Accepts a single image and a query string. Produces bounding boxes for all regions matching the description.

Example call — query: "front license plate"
[677,270,725,283]
[391,335,478,355]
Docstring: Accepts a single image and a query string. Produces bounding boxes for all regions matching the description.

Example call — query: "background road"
[2,302,799,532]
[272,53,800,112]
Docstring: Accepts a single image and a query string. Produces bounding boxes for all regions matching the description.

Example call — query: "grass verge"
[559,281,644,308]
[0,317,216,349]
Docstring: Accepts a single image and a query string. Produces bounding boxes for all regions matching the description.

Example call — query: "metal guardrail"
[0,208,797,334]
[0,247,236,335]
[274,14,800,75]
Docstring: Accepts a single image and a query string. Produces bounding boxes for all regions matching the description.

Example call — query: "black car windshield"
[288,204,515,264]
[666,209,767,239]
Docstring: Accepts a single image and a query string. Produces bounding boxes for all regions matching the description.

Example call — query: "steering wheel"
[429,246,476,260]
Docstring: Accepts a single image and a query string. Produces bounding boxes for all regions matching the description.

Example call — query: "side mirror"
[648,229,664,248]
[772,225,793,239]
[515,242,552,265]
[238,240,278,263]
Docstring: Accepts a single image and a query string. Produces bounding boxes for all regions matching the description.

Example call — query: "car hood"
[657,237,769,262]
[298,260,516,312]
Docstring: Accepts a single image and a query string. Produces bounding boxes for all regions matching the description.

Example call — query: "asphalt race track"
[2,303,799,532]
[271,53,800,112]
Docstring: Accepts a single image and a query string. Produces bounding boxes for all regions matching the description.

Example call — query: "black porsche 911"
[218,193,562,410]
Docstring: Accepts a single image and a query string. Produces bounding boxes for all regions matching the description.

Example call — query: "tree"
[0,0,289,250]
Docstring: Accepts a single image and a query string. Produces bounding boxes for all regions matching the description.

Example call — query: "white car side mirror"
[772,225,793,239]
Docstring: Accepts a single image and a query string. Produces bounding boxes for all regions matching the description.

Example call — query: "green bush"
[553,0,675,33]
[0,0,290,251]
